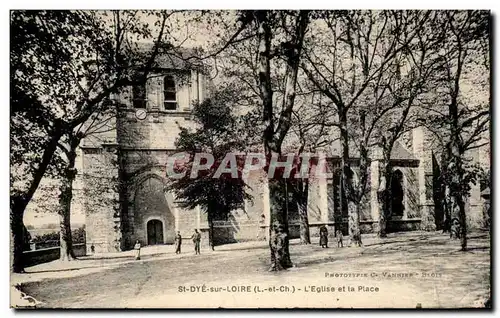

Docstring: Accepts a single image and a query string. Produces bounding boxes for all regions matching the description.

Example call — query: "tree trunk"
[297,194,310,244]
[255,11,292,272]
[339,110,361,246]
[58,137,79,261]
[207,210,215,251]
[344,170,361,247]
[294,179,310,244]
[10,201,25,273]
[59,197,75,261]
[446,134,467,251]
[268,178,293,271]
[255,11,309,271]
[439,149,451,233]
[282,181,292,265]
[11,126,63,272]
[377,158,392,238]
[348,200,362,246]
[446,36,468,250]
[447,164,467,251]
[458,195,467,251]
[353,128,369,245]
[449,82,467,250]
[448,158,467,251]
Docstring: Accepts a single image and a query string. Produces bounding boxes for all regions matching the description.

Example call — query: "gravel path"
[14,231,490,308]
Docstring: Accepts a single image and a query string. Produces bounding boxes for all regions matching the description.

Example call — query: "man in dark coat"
[175,231,182,254]
[191,229,201,255]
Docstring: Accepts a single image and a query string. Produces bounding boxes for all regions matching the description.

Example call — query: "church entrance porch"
[147,219,164,245]
[132,175,176,246]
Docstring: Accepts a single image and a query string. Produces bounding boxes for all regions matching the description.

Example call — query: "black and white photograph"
[9,9,491,308]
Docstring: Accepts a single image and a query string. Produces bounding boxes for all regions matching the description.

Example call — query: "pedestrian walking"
[134,240,141,260]
[175,231,182,254]
[191,229,201,255]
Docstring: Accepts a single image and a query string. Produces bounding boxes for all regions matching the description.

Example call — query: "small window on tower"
[132,83,146,109]
[163,75,177,110]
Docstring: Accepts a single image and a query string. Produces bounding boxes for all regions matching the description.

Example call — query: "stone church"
[76,50,490,254]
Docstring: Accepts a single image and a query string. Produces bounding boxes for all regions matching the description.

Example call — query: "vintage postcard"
[10,9,491,309]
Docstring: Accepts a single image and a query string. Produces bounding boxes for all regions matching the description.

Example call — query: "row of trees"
[11,10,489,273]
[173,10,489,269]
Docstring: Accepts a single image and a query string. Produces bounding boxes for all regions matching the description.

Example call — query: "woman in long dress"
[319,225,328,248]
[134,240,141,260]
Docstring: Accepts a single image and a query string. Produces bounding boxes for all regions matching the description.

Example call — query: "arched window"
[163,75,177,110]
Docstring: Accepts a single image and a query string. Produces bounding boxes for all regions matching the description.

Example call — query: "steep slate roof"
[390,140,417,160]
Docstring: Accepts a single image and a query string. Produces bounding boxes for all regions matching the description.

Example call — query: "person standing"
[191,229,201,255]
[175,231,182,254]
[319,225,328,248]
[134,240,141,260]
[335,229,344,248]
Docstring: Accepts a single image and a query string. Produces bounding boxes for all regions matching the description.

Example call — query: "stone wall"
[176,207,200,238]
[402,166,420,219]
[82,145,122,254]
[133,176,176,244]
[413,126,436,231]
[22,244,87,267]
[117,110,192,151]
[123,166,200,249]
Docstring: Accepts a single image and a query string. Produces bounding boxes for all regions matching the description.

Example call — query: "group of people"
[175,229,202,255]
[133,226,342,260]
[133,229,202,260]
[319,225,344,248]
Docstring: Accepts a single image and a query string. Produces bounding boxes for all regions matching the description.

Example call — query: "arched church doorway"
[391,169,404,217]
[147,219,164,245]
[134,176,176,245]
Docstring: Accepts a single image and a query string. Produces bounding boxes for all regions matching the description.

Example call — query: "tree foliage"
[10,9,177,270]
[421,11,490,250]
[167,88,250,248]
